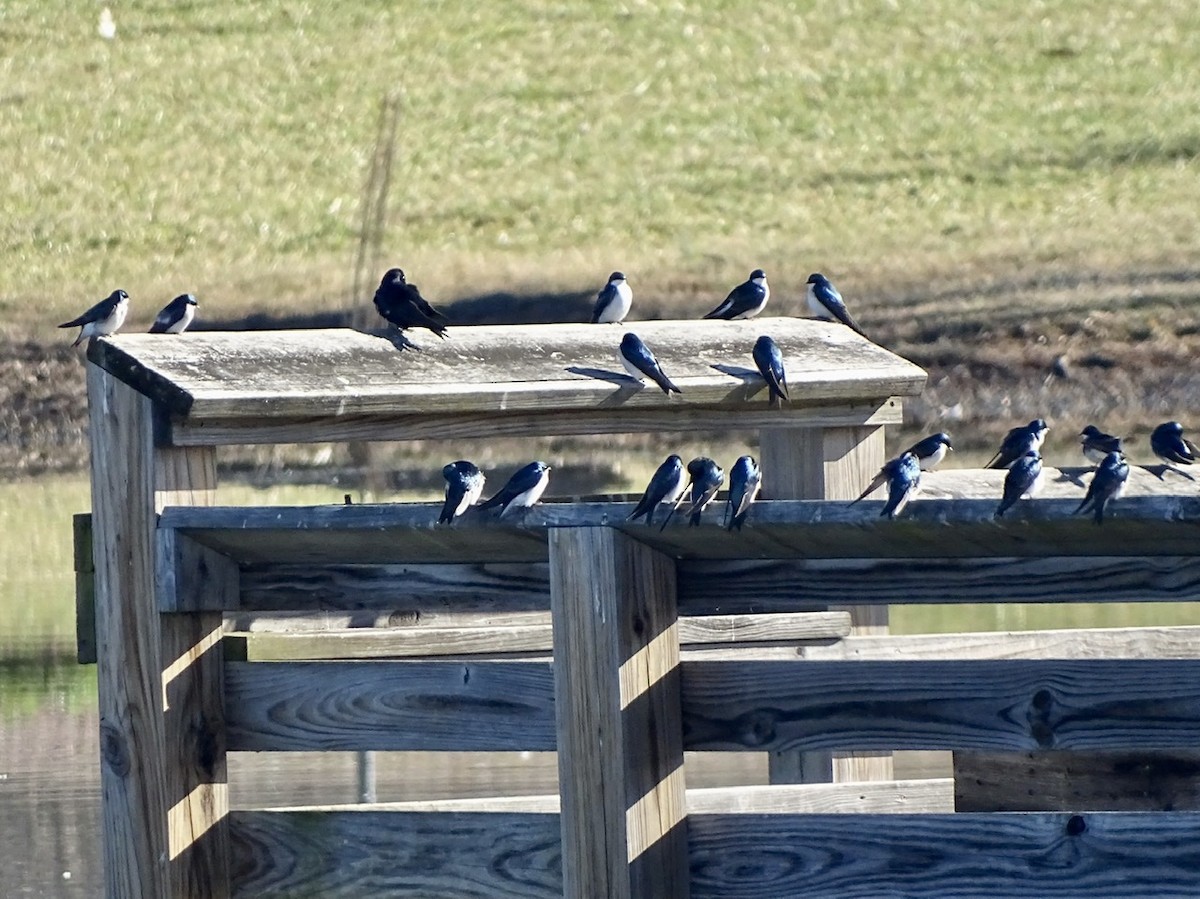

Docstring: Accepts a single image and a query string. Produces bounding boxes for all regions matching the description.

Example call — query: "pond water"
[3,474,1199,896]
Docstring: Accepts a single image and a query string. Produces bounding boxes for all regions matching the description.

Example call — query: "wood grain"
[224,660,557,751]
[681,659,1200,752]
[157,530,240,613]
[686,812,1200,897]
[550,527,689,898]
[87,318,926,421]
[954,750,1200,811]
[230,811,562,898]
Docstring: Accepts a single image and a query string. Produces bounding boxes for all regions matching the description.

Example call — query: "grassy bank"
[4,1,1200,335]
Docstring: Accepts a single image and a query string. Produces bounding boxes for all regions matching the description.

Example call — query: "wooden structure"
[81,320,1200,897]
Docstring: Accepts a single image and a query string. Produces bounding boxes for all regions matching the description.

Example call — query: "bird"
[438,460,485,524]
[1150,421,1197,480]
[627,454,686,526]
[703,269,769,320]
[619,332,681,394]
[994,450,1043,519]
[59,289,130,347]
[904,432,953,470]
[661,457,724,529]
[1075,451,1129,524]
[476,461,552,518]
[590,271,632,324]
[752,335,788,407]
[878,452,921,519]
[985,419,1049,469]
[806,273,866,337]
[725,455,762,531]
[1078,425,1123,465]
[373,268,449,339]
[149,294,198,334]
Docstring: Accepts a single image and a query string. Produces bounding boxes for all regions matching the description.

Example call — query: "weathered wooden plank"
[174,398,904,446]
[678,555,1200,614]
[687,812,1200,897]
[269,779,954,815]
[88,318,926,420]
[229,811,562,898]
[954,751,1200,811]
[73,512,97,665]
[224,661,556,751]
[801,625,1200,661]
[236,612,852,660]
[550,528,689,899]
[157,530,240,613]
[681,659,1200,752]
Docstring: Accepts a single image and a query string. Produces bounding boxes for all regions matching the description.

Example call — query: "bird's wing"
[850,467,890,504]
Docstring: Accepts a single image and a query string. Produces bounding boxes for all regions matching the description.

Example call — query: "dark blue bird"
[149,294,198,334]
[661,457,724,529]
[619,332,681,394]
[1150,421,1197,480]
[985,419,1049,470]
[703,269,769,320]
[1079,425,1122,465]
[994,450,1043,519]
[59,289,129,346]
[725,455,762,531]
[438,460,485,524]
[806,273,865,337]
[476,461,551,518]
[1075,451,1129,524]
[876,452,921,519]
[591,271,632,324]
[904,432,953,470]
[628,454,686,526]
[752,335,788,407]
[373,268,449,339]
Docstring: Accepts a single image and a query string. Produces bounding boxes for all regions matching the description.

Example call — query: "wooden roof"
[87,318,926,444]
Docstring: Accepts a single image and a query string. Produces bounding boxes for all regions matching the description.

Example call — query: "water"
[4,474,1199,896]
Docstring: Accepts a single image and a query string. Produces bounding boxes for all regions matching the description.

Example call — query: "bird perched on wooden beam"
[59,289,129,346]
[373,268,448,340]
[149,294,198,334]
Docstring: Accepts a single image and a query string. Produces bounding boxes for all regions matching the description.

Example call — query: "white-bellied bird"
[59,289,129,346]
[591,271,632,324]
[703,269,769,320]
[149,294,198,334]
[438,461,485,524]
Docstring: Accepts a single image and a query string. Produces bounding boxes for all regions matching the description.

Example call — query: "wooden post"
[760,424,894,783]
[88,367,230,898]
[550,528,689,899]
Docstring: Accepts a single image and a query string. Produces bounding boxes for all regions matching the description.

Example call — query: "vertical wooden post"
[760,424,894,784]
[550,528,689,899]
[88,367,230,898]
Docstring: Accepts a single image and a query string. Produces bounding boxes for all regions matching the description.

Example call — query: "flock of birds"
[58,268,1197,529]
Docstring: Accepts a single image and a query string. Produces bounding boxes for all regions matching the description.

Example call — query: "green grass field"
[5,0,1200,334]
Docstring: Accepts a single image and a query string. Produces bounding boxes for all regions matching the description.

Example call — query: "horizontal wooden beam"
[224,661,556,752]
[954,750,1200,811]
[264,779,955,815]
[230,810,562,898]
[236,612,852,660]
[681,659,1200,752]
[686,812,1200,897]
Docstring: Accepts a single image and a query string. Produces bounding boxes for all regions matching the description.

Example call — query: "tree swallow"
[879,452,921,519]
[590,271,632,324]
[628,454,686,526]
[58,289,129,346]
[904,432,953,470]
[994,450,1043,519]
[806,273,866,337]
[1078,425,1123,465]
[477,461,552,518]
[985,419,1049,469]
[373,267,449,339]
[1150,421,1197,479]
[703,269,769,320]
[662,457,724,529]
[725,455,762,531]
[1075,451,1129,524]
[149,294,198,334]
[752,335,788,407]
[619,332,682,394]
[438,460,485,524]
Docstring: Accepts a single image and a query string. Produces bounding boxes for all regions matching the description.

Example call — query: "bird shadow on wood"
[711,363,759,380]
[711,364,766,404]
[375,329,430,352]
[1053,467,1090,488]
[1144,463,1196,482]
